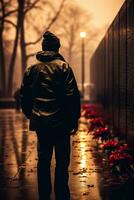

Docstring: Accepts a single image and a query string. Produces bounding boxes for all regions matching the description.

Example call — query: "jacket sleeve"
[20,66,36,119]
[63,66,81,129]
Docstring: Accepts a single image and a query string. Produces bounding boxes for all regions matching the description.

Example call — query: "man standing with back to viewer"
[20,31,80,200]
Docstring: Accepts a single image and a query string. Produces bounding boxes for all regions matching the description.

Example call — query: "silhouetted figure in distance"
[20,31,80,200]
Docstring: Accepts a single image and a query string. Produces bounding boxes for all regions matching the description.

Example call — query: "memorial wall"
[90,0,134,144]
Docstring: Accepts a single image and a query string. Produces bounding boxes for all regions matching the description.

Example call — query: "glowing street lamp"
[80,32,86,38]
[80,31,86,98]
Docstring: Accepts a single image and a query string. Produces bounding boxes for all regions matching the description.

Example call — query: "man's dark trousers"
[36,127,70,200]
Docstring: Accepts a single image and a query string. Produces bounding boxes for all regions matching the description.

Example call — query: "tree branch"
[4,9,18,18]
[25,0,66,47]
[1,0,5,18]
[5,19,17,28]
[24,0,40,14]
[45,0,66,30]
[26,52,36,60]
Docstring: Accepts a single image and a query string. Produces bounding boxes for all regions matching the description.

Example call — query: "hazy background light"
[80,32,87,38]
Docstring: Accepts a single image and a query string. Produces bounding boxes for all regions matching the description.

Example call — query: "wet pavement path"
[0,110,102,200]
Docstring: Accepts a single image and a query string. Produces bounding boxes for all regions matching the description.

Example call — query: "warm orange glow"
[77,0,125,28]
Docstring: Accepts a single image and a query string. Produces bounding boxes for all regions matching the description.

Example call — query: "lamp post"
[80,31,86,99]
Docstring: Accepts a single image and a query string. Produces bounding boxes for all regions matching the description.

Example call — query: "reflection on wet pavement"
[0,110,102,200]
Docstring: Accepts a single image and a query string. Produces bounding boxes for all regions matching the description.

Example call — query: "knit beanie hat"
[42,31,61,51]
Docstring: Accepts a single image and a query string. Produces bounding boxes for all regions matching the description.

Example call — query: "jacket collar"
[36,51,65,62]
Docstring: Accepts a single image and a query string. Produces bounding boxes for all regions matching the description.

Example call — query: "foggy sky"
[77,0,125,28]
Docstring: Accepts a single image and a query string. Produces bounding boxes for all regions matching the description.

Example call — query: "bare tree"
[0,0,66,97]
[25,0,66,47]
[7,0,26,96]
[0,0,6,96]
[0,0,17,96]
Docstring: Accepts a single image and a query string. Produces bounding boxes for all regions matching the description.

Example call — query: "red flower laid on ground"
[88,117,105,131]
[93,127,110,142]
[108,150,134,176]
[81,103,100,111]
[81,104,92,110]
[117,143,128,152]
[102,140,119,152]
[92,128,101,139]
[81,109,98,119]
[81,103,104,118]
[108,151,133,166]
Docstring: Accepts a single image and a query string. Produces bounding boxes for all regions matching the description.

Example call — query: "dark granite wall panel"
[94,49,99,100]
[108,28,113,120]
[90,59,95,100]
[101,40,105,107]
[97,46,101,98]
[90,50,98,101]
[105,34,109,111]
[119,4,127,136]
[103,39,106,112]
[127,0,134,143]
[113,16,119,129]
[98,42,104,102]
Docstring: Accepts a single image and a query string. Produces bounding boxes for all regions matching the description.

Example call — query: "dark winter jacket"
[20,51,80,131]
